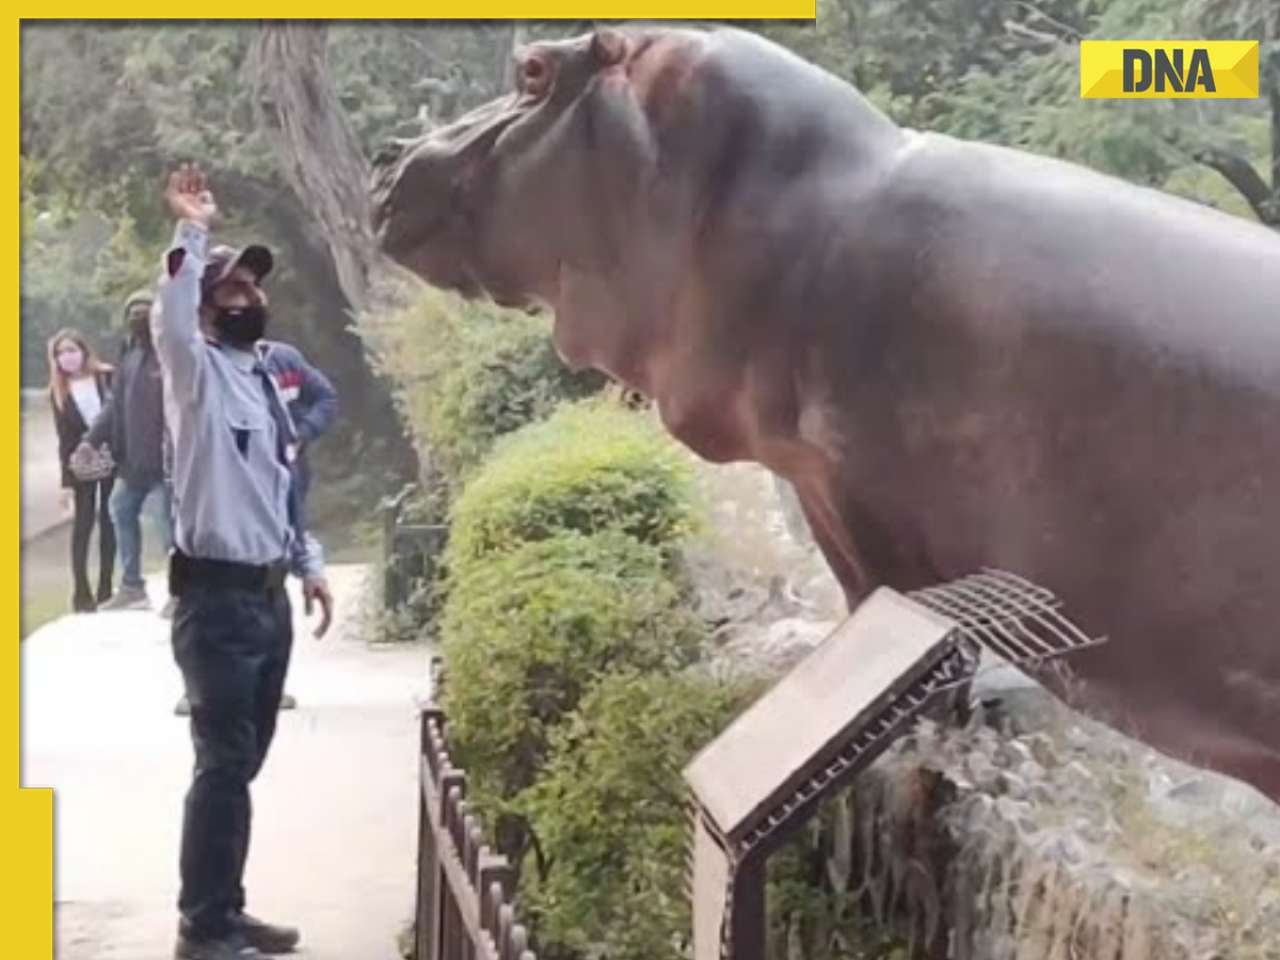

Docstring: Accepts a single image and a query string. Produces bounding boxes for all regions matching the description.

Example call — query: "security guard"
[154,163,334,960]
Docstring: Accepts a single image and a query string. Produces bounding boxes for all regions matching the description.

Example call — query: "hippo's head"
[371,27,711,385]
[372,25,904,399]
[370,29,664,299]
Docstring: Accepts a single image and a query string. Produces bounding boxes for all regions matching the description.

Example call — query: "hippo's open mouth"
[369,96,529,299]
[370,30,645,316]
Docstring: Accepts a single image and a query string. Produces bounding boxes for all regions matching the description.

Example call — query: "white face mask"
[56,348,84,375]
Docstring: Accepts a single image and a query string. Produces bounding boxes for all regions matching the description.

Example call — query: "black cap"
[201,243,274,302]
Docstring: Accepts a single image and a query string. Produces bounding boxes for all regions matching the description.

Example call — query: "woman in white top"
[48,328,117,612]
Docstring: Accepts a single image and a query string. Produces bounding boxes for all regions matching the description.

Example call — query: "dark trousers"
[172,578,293,940]
[70,477,115,606]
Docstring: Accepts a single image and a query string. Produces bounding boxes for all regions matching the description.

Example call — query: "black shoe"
[72,592,96,614]
[232,913,300,954]
[174,931,265,960]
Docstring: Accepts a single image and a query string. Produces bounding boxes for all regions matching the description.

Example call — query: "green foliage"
[444,400,700,580]
[21,23,266,241]
[21,25,423,550]
[439,531,708,807]
[360,284,606,496]
[19,201,161,382]
[432,329,606,488]
[765,0,1275,224]
[518,668,765,960]
[328,23,536,147]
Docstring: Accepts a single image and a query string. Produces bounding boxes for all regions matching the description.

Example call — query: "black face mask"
[213,305,268,347]
[128,308,152,342]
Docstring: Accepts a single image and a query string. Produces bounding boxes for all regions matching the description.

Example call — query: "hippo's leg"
[789,478,876,612]
[796,478,978,726]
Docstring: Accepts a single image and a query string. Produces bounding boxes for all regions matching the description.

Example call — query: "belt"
[169,549,289,595]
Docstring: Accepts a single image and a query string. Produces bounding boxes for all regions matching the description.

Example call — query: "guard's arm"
[288,529,326,581]
[291,531,334,638]
[155,164,218,402]
[151,219,209,402]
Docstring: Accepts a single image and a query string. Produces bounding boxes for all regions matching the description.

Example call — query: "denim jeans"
[172,579,293,940]
[109,478,173,590]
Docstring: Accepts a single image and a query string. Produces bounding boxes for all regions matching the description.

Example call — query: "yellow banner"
[1080,40,1259,99]
[22,2,815,15]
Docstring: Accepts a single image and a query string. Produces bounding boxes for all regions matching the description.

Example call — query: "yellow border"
[11,12,814,957]
[12,14,55,956]
[20,2,816,17]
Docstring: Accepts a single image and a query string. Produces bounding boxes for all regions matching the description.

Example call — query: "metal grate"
[686,572,1107,960]
[909,569,1106,669]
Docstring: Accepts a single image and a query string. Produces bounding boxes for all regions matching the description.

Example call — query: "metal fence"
[414,692,539,960]
[381,484,447,613]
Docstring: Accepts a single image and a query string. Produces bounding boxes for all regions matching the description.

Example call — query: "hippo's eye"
[517,54,553,98]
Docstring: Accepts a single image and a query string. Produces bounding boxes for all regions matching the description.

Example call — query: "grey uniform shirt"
[152,219,323,579]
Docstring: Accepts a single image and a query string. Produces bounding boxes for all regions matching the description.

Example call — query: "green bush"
[359,285,605,496]
[518,667,766,960]
[445,399,701,580]
[440,531,708,812]
[430,321,606,486]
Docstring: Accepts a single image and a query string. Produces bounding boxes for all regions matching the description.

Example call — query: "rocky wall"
[680,451,1280,959]
[840,689,1280,959]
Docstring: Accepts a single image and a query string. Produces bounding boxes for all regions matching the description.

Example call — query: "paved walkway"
[22,388,67,543]
[22,564,430,960]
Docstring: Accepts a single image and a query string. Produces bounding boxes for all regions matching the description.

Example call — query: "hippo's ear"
[591,28,628,67]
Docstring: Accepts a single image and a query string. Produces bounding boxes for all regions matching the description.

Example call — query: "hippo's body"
[371,26,1280,801]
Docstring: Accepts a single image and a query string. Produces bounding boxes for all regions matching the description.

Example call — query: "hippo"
[370,26,1280,803]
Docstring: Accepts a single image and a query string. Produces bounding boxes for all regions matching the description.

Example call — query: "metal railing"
[380,483,447,613]
[414,691,539,960]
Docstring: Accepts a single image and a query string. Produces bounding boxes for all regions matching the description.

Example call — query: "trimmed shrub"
[518,667,766,960]
[359,285,605,495]
[440,530,708,812]
[430,321,606,487]
[444,399,701,581]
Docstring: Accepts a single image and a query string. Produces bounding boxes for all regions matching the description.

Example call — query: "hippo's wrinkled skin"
[370,27,1280,802]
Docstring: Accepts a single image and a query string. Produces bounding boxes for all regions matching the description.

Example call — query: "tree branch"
[1002,20,1072,54]
[1191,144,1279,225]
[1014,1,1083,42]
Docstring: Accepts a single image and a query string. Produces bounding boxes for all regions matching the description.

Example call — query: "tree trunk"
[246,23,419,509]
[250,20,386,311]
[496,23,527,96]
[216,169,419,501]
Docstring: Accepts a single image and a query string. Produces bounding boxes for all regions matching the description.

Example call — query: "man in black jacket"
[84,289,176,614]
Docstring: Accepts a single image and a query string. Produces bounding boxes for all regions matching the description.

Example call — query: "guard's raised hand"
[164,162,218,228]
